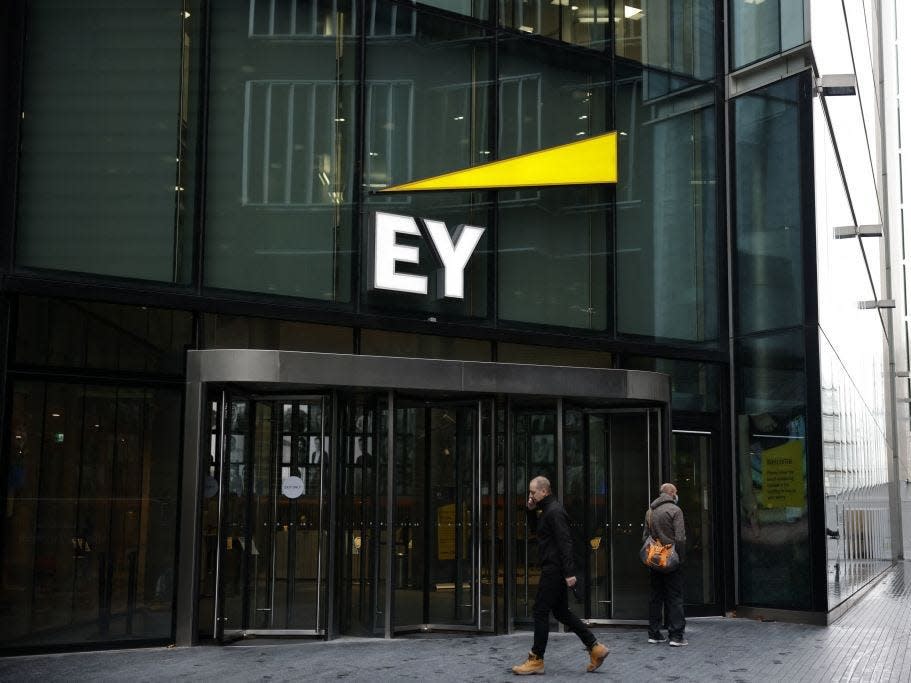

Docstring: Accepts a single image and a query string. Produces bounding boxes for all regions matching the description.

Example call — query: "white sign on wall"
[281,476,304,499]
[368,211,485,299]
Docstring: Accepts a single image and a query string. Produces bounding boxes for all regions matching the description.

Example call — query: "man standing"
[512,476,609,675]
[644,482,687,647]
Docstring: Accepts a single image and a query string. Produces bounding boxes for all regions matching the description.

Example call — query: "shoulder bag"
[639,509,680,573]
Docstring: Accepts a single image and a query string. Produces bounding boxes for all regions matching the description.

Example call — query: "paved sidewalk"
[3,562,911,682]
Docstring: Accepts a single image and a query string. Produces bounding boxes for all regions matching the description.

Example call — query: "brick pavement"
[2,562,910,682]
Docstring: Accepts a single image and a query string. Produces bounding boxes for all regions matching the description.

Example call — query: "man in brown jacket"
[643,482,687,646]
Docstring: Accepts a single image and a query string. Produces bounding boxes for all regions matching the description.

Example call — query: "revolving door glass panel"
[392,399,493,631]
[211,395,330,638]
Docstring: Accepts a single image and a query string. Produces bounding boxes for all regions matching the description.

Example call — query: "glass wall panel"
[623,356,721,413]
[204,1,355,301]
[16,1,197,282]
[497,343,612,368]
[497,40,610,330]
[363,4,492,319]
[735,329,811,609]
[1,382,182,648]
[820,333,891,608]
[615,0,714,82]
[731,0,805,70]
[360,330,491,361]
[15,297,192,375]
[202,313,353,354]
[733,76,805,336]
[616,77,718,344]
[420,0,488,19]
[499,0,609,49]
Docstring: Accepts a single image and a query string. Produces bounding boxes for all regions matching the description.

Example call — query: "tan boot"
[587,642,609,672]
[512,652,545,675]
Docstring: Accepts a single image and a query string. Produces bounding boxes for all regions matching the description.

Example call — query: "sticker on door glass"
[282,475,304,499]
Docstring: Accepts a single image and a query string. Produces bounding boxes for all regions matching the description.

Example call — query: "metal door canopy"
[186,349,670,403]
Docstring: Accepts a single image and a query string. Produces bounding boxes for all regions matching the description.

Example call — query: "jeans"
[648,567,685,640]
[531,570,597,657]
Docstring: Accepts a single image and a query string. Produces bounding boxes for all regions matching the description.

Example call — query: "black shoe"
[647,632,667,644]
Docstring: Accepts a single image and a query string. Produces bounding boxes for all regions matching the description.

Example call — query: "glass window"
[203,313,353,353]
[497,39,610,330]
[362,4,492,320]
[733,75,806,336]
[420,0,488,19]
[499,0,610,49]
[616,0,715,82]
[204,1,356,301]
[734,329,811,609]
[731,0,806,70]
[16,1,197,283]
[361,329,490,360]
[15,296,192,375]
[616,75,718,344]
[497,343,612,368]
[1,382,182,647]
[623,356,721,413]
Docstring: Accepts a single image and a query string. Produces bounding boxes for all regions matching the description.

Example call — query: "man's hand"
[565,576,577,588]
[527,495,536,510]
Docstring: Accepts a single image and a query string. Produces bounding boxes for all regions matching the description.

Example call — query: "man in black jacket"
[512,476,609,675]
[643,482,687,647]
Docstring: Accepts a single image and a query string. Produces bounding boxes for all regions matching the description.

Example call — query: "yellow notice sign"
[759,440,805,508]
[438,503,456,560]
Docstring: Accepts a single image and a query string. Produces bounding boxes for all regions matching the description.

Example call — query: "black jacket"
[527,494,575,578]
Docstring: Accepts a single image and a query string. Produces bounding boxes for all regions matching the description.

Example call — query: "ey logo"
[369,131,619,299]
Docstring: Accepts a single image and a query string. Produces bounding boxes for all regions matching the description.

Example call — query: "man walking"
[512,476,609,675]
[644,482,687,647]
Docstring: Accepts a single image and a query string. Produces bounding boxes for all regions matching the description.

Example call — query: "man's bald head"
[660,482,678,497]
[530,476,551,494]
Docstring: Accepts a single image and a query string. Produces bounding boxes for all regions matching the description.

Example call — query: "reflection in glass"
[16,1,197,282]
[616,0,714,81]
[1,382,181,647]
[733,75,805,336]
[616,76,718,343]
[820,336,891,608]
[205,2,355,300]
[735,330,811,609]
[731,0,805,69]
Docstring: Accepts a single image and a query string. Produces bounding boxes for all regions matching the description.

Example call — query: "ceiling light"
[624,5,643,18]
[518,25,535,33]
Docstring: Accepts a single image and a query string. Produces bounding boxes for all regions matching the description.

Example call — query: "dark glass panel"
[202,313,353,354]
[0,382,182,647]
[735,329,811,609]
[15,297,192,375]
[615,76,718,344]
[16,1,196,282]
[497,343,612,369]
[623,356,721,413]
[733,76,804,335]
[671,431,715,606]
[204,1,355,301]
[360,330,490,361]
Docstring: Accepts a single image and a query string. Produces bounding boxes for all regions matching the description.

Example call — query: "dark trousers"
[532,570,596,657]
[648,568,685,639]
